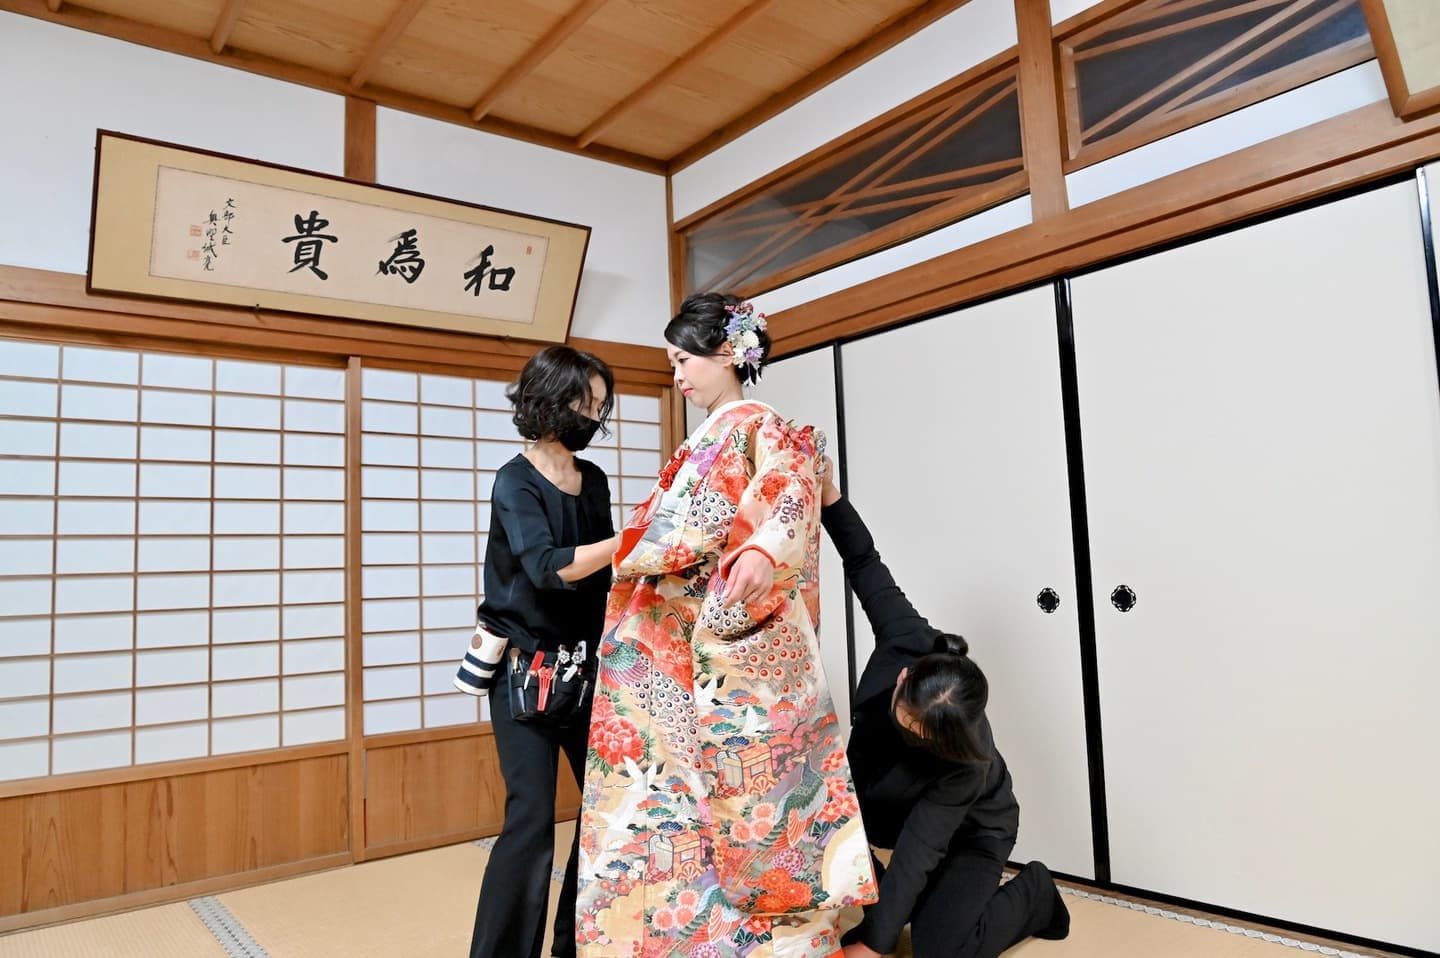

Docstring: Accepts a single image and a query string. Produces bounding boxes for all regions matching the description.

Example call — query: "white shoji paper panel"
[611,392,666,531]
[359,370,481,734]
[212,714,279,754]
[0,340,348,780]
[358,368,665,734]
[135,722,208,764]
[212,678,278,718]
[283,707,344,746]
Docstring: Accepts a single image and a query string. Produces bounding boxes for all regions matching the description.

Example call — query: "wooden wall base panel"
[770,99,1440,354]
[0,755,349,924]
[364,736,505,851]
[363,732,582,856]
[0,267,672,387]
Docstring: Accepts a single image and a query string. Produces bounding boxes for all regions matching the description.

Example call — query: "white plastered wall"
[375,110,670,347]
[0,11,344,276]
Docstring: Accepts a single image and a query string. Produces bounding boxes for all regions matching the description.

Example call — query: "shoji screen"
[360,368,511,734]
[359,369,664,736]
[595,393,664,535]
[0,341,347,781]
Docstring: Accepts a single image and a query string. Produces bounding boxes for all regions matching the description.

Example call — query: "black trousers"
[469,684,590,958]
[869,835,1060,958]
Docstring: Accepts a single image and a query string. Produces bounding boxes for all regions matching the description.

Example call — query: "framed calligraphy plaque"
[88,131,590,343]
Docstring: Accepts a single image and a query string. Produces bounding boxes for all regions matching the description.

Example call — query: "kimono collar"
[687,398,778,445]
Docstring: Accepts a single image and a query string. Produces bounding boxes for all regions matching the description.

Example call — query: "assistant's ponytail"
[895,633,988,764]
[933,632,969,657]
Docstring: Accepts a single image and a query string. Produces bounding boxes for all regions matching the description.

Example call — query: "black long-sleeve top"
[821,497,1019,955]
[476,454,613,653]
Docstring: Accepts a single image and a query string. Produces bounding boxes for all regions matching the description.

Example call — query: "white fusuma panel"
[843,287,1094,877]
[1072,182,1440,950]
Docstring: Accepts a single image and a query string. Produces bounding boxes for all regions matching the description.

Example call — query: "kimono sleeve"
[698,413,822,637]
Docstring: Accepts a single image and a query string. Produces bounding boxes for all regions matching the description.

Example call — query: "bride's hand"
[722,550,774,608]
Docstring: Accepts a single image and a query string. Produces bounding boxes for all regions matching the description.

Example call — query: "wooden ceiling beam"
[470,0,610,122]
[209,0,245,54]
[575,0,781,149]
[0,0,667,172]
[349,0,428,91]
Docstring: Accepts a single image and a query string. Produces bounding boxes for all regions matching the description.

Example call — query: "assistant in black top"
[477,453,614,653]
[465,344,619,958]
[822,496,1069,958]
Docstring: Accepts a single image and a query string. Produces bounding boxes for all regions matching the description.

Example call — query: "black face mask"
[557,411,602,452]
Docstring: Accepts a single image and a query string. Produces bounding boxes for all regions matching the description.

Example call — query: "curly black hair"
[664,292,772,386]
[506,346,615,442]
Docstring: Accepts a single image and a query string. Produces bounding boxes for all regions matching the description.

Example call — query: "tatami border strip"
[1058,886,1375,958]
[189,896,270,958]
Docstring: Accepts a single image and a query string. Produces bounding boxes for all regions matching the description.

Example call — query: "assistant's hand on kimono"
[819,455,842,508]
[722,548,775,607]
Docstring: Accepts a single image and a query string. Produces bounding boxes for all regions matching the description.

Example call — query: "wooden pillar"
[344,97,377,184]
[1015,0,1069,220]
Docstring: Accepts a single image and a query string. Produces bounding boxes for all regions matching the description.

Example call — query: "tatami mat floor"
[0,823,1391,957]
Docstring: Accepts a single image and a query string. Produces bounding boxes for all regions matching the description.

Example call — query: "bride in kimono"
[575,293,874,958]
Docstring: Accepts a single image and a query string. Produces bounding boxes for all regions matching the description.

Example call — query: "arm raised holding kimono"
[817,460,943,705]
[697,412,823,639]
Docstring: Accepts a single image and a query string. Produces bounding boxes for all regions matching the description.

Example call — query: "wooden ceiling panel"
[770,0,923,47]
[15,0,969,167]
[489,68,625,139]
[591,0,757,56]
[76,0,220,40]
[594,67,780,155]
[709,19,840,80]
[369,0,575,106]
[591,0,928,154]
[226,0,389,76]
[589,102,719,157]
[504,0,757,123]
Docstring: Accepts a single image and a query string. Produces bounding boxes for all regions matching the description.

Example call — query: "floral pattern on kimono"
[576,400,876,958]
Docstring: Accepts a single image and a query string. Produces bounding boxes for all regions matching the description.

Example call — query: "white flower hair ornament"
[723,300,768,385]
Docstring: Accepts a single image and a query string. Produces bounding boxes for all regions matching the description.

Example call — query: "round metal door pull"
[1037,588,1060,614]
[1111,585,1137,612]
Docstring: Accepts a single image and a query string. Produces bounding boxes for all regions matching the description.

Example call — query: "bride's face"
[667,340,737,410]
